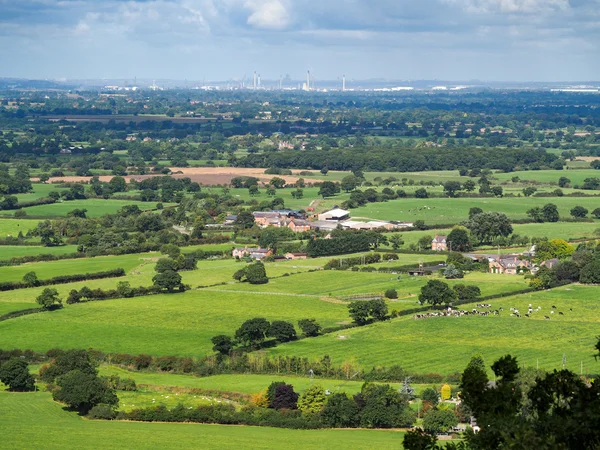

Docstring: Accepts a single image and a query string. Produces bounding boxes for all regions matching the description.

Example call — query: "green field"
[0,218,40,237]
[0,392,405,450]
[351,196,600,224]
[15,183,69,202]
[0,199,166,218]
[0,245,78,260]
[267,284,600,375]
[493,169,600,186]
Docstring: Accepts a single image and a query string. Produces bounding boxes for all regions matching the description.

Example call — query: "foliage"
[446,227,471,252]
[36,288,62,309]
[440,383,451,400]
[419,280,456,306]
[570,205,588,218]
[420,387,440,407]
[465,212,513,244]
[234,261,269,285]
[267,321,297,342]
[0,358,35,391]
[443,264,464,279]
[40,349,98,382]
[87,403,117,420]
[53,369,118,414]
[321,393,360,428]
[271,384,299,410]
[298,319,321,337]
[422,409,458,434]
[347,299,388,325]
[384,288,398,299]
[235,318,271,348]
[152,270,184,292]
[298,384,327,414]
[211,335,235,355]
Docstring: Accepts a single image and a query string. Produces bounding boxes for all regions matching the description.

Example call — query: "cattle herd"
[414,303,569,320]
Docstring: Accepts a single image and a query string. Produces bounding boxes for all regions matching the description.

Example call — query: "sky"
[0,0,599,82]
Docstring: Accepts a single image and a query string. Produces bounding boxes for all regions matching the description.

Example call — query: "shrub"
[298,319,321,337]
[420,387,440,406]
[267,321,297,342]
[384,289,398,299]
[88,404,117,420]
[133,354,153,370]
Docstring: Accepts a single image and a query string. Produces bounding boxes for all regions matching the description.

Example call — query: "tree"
[414,188,428,199]
[523,186,537,197]
[359,383,415,428]
[527,207,544,223]
[0,359,35,391]
[108,176,127,193]
[36,288,62,309]
[321,393,360,428]
[592,208,600,219]
[190,218,205,239]
[348,301,371,325]
[441,383,452,400]
[535,239,574,261]
[447,226,471,252]
[291,188,303,199]
[160,244,181,259]
[341,175,361,192]
[403,428,439,450]
[370,298,389,320]
[53,370,118,414]
[155,258,179,273]
[211,335,235,355]
[421,387,440,406]
[248,185,259,196]
[245,261,268,284]
[463,179,476,192]
[465,212,513,244]
[541,203,560,222]
[40,349,98,382]
[298,318,321,337]
[320,167,329,176]
[469,207,483,218]
[269,177,286,188]
[318,181,338,198]
[443,264,463,279]
[558,176,571,188]
[152,270,183,292]
[234,211,255,229]
[570,206,588,218]
[419,280,456,306]
[453,284,481,300]
[443,181,462,198]
[271,384,299,410]
[22,271,39,287]
[267,321,297,342]
[298,384,326,414]
[67,208,87,218]
[422,409,458,434]
[418,235,433,251]
[491,186,503,197]
[579,260,600,284]
[385,289,398,299]
[36,220,62,247]
[389,234,404,251]
[235,318,270,348]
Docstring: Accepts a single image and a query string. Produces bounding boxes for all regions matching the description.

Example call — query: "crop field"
[493,169,600,186]
[0,199,165,218]
[351,196,600,224]
[0,392,405,450]
[267,284,600,375]
[0,218,40,237]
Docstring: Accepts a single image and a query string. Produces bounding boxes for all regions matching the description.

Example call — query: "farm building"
[318,208,350,221]
[489,256,532,275]
[287,218,311,232]
[285,252,308,260]
[232,247,273,260]
[431,235,447,251]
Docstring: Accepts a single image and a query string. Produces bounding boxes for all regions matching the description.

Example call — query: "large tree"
[235,318,271,348]
[446,226,472,252]
[419,280,456,306]
[0,359,35,391]
[465,212,513,244]
[36,288,62,309]
[53,370,118,414]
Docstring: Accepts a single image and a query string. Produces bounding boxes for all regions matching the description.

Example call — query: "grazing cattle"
[544,316,550,320]
[570,308,573,312]
[552,305,557,309]
[525,314,530,318]
[559,312,564,315]
[551,311,554,314]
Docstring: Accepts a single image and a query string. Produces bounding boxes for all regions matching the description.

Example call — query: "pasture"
[0,199,165,218]
[0,218,40,237]
[351,196,600,224]
[267,284,600,375]
[0,392,405,450]
[0,245,78,260]
[14,183,69,202]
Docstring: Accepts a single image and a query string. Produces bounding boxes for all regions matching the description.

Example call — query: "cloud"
[0,0,598,80]
[245,0,290,30]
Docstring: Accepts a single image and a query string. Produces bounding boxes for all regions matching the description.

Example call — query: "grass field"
[493,169,600,186]
[0,218,40,237]
[0,245,79,260]
[350,196,600,225]
[266,283,600,375]
[15,183,69,202]
[0,199,166,218]
[0,392,405,450]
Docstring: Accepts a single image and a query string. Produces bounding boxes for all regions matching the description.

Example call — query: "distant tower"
[307,70,311,91]
[342,74,346,92]
[257,74,261,88]
[253,71,257,90]
[279,75,283,90]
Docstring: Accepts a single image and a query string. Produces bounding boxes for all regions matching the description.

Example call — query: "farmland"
[0,392,405,450]
[0,218,40,237]
[0,199,165,218]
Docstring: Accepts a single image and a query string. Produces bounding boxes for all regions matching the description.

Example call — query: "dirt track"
[33,167,325,186]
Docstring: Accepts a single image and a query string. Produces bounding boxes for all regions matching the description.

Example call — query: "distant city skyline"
[1,1,599,82]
